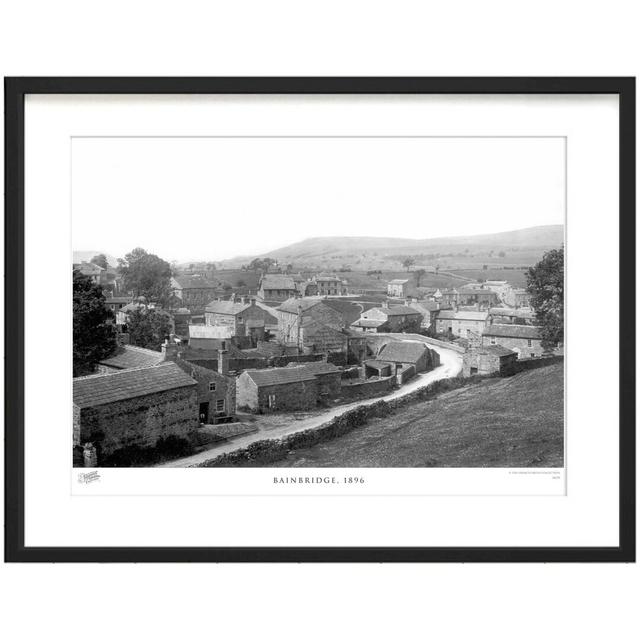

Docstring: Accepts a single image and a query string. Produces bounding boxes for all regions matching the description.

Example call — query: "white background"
[1,2,638,640]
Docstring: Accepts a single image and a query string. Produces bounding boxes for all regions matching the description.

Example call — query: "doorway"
[199,402,209,424]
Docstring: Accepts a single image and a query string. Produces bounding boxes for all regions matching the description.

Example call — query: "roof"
[98,345,164,370]
[73,362,196,408]
[315,274,343,282]
[379,305,422,317]
[241,366,318,387]
[363,359,393,370]
[351,318,387,328]
[437,310,489,321]
[205,299,249,315]
[483,325,542,339]
[260,275,297,290]
[287,361,341,375]
[276,298,323,314]
[388,279,409,285]
[477,345,517,357]
[172,275,219,290]
[377,341,428,364]
[321,299,363,325]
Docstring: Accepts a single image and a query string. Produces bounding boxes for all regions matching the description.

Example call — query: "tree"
[127,308,174,351]
[118,247,172,303]
[498,251,506,258]
[73,270,117,376]
[526,247,564,350]
[90,253,109,270]
[402,257,416,271]
[415,268,426,287]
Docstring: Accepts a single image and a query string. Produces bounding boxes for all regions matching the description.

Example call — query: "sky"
[72,136,565,264]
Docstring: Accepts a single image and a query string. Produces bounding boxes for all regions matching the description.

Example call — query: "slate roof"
[483,325,542,339]
[276,298,323,314]
[242,366,318,387]
[315,274,343,282]
[205,300,249,315]
[437,310,489,321]
[290,361,341,375]
[322,299,363,325]
[105,296,133,304]
[76,262,104,274]
[351,318,387,328]
[379,305,423,317]
[377,341,428,364]
[477,345,517,357]
[73,362,196,408]
[261,275,297,290]
[388,279,409,284]
[98,345,164,370]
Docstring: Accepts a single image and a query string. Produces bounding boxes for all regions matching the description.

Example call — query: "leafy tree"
[402,257,416,271]
[118,247,172,303]
[415,268,426,287]
[526,247,564,350]
[73,270,117,376]
[127,308,173,351]
[90,253,109,270]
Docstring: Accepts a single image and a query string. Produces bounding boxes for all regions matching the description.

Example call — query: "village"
[72,248,563,468]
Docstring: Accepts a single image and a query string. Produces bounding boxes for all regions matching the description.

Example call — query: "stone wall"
[237,375,320,412]
[340,376,395,400]
[76,387,199,458]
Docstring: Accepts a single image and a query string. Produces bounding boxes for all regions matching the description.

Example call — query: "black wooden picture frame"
[4,77,636,562]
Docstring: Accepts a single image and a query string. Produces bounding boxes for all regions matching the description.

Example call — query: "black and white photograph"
[72,135,565,470]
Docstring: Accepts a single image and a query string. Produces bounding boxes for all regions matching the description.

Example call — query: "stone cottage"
[236,366,319,412]
[435,309,489,338]
[462,344,517,377]
[481,324,546,359]
[204,297,268,346]
[375,340,440,374]
[72,362,199,460]
[350,302,423,333]
[258,275,299,302]
[275,298,345,350]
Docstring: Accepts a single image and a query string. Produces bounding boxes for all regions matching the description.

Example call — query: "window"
[491,337,496,345]
[209,382,216,392]
[527,339,532,347]
[268,394,276,409]
[216,399,225,412]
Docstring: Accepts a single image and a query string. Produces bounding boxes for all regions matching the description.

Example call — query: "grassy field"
[447,268,529,287]
[270,363,564,468]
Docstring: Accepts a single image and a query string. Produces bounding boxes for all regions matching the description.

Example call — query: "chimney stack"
[218,347,229,375]
[161,338,180,361]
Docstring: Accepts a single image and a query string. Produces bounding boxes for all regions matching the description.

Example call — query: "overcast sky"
[72,136,565,263]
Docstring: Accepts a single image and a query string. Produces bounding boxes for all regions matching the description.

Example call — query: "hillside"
[222,225,563,270]
[270,363,564,468]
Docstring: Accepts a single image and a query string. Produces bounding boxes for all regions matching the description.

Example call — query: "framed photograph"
[5,77,635,562]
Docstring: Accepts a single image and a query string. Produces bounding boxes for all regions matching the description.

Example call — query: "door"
[199,402,209,424]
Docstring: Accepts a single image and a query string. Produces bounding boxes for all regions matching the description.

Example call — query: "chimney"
[161,338,180,361]
[250,298,256,306]
[382,300,389,309]
[218,347,229,375]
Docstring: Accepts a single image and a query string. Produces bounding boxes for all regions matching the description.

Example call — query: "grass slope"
[272,363,564,468]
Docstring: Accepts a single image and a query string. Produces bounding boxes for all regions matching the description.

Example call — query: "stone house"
[170,275,221,310]
[350,303,423,333]
[236,366,320,412]
[314,274,348,296]
[375,340,440,374]
[258,275,299,301]
[435,309,489,338]
[440,287,499,308]
[173,357,236,424]
[488,306,536,326]
[287,360,342,400]
[481,324,545,358]
[275,298,345,348]
[74,261,104,283]
[387,278,418,298]
[72,362,199,460]
[462,344,517,377]
[204,297,267,345]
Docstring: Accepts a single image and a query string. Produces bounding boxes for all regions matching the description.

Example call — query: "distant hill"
[73,251,118,267]
[222,225,563,270]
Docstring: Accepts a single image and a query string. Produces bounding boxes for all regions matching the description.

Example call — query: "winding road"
[159,337,463,467]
